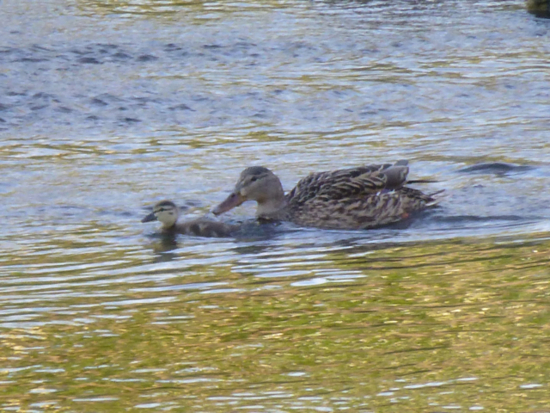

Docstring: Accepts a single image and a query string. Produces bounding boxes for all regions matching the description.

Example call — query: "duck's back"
[291,187,436,229]
[286,162,410,206]
[281,162,438,230]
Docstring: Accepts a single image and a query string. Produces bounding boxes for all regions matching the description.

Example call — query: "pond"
[1,0,550,411]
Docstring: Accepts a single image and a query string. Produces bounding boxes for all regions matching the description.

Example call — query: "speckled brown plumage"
[212,161,442,230]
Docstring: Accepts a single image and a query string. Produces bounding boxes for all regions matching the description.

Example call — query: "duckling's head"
[142,200,179,228]
[212,166,285,216]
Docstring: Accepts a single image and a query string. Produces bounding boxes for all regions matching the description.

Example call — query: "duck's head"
[212,166,285,216]
[142,200,179,228]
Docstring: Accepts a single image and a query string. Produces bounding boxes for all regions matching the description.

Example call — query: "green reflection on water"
[2,234,550,411]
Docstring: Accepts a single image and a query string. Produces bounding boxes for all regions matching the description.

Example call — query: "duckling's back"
[176,219,238,237]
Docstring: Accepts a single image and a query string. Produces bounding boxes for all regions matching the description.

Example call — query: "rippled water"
[2,0,550,411]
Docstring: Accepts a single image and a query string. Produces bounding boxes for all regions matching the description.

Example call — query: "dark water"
[2,0,550,411]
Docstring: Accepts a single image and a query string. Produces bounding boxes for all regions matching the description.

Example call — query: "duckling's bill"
[141,211,158,223]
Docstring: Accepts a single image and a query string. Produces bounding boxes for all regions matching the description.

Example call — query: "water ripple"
[2,0,550,411]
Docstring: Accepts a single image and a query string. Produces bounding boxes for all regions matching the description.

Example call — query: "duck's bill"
[141,212,158,223]
[212,192,244,215]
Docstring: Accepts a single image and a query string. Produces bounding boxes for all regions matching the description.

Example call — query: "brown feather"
[214,161,443,230]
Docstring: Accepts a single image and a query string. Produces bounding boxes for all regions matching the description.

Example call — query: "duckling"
[142,200,238,237]
[212,161,442,230]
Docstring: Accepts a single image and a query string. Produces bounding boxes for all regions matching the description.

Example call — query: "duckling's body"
[142,200,238,237]
[212,161,442,230]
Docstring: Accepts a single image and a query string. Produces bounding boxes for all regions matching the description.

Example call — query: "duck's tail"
[407,179,440,185]
[426,189,446,207]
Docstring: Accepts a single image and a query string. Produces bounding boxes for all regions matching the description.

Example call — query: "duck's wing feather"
[292,187,434,230]
[287,162,410,205]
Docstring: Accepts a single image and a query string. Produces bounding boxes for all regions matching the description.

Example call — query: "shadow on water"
[458,162,537,175]
[146,233,180,258]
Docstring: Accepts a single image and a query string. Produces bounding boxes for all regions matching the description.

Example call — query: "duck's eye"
[250,176,257,182]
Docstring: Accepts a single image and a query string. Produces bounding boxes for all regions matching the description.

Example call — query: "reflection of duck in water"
[212,161,443,230]
[142,200,238,237]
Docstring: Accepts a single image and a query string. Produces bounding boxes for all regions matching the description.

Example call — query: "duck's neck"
[161,218,178,231]
[252,174,287,218]
[256,181,287,219]
[162,223,177,233]
[257,198,286,218]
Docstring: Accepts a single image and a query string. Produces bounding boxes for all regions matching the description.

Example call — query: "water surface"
[1,0,550,411]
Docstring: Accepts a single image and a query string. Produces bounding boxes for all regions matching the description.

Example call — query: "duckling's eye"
[250,176,257,182]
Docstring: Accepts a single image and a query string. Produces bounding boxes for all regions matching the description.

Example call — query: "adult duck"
[212,161,442,230]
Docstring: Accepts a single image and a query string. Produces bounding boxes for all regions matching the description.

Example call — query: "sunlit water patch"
[2,0,550,411]
[2,232,550,411]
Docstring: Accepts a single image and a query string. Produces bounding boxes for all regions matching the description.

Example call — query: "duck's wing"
[287,162,410,205]
[293,186,436,230]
